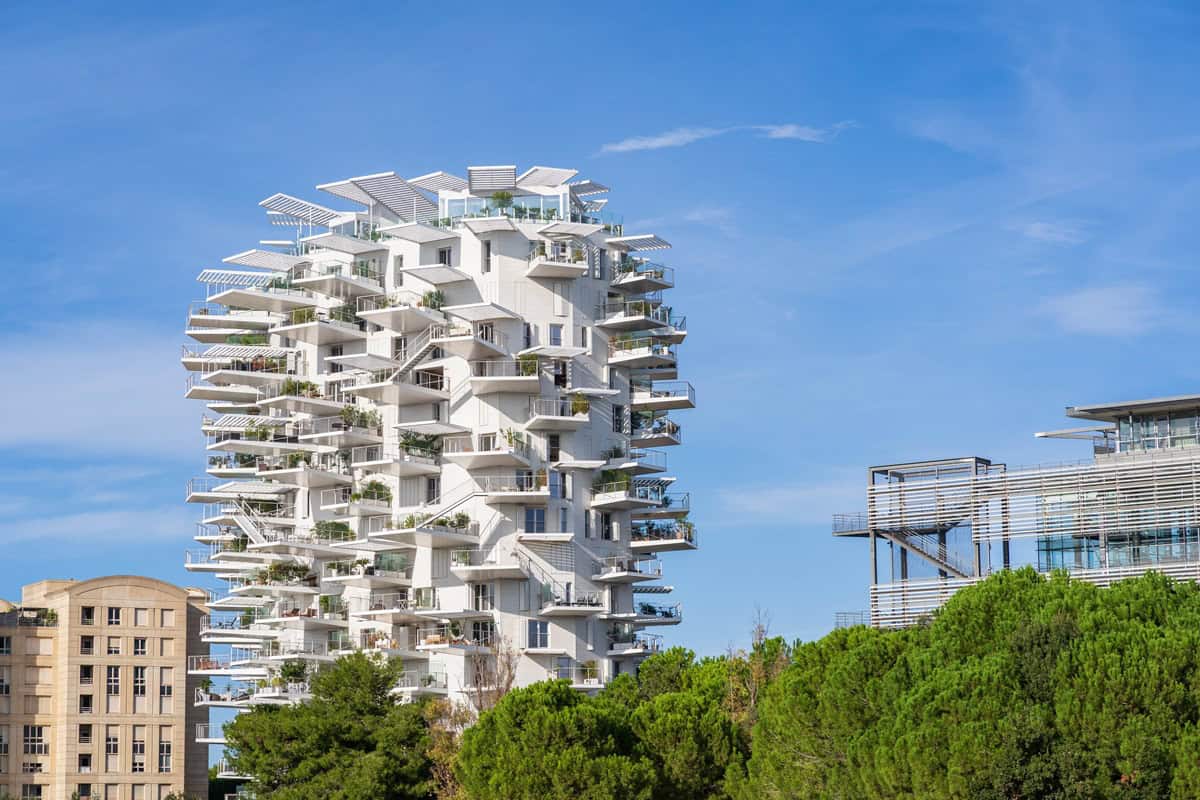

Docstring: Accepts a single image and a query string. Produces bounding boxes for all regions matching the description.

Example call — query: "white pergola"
[317,172,438,223]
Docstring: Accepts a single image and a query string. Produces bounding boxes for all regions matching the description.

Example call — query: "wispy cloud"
[1020,220,1090,245]
[0,508,192,545]
[599,122,855,153]
[1038,284,1166,336]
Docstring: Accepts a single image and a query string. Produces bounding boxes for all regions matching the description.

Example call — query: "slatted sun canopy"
[198,344,297,360]
[204,414,292,431]
[606,234,672,252]
[299,232,387,256]
[407,171,468,193]
[223,249,309,272]
[467,165,517,194]
[568,179,610,197]
[516,166,578,188]
[258,193,345,227]
[377,222,459,244]
[197,269,282,287]
[317,172,438,223]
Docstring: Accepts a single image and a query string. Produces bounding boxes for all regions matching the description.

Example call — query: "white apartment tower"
[180,166,696,766]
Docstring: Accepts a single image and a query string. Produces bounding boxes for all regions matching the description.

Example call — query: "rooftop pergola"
[317,172,438,223]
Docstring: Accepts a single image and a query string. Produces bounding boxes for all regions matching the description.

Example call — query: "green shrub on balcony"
[353,480,391,504]
[570,393,591,415]
[243,422,272,441]
[593,470,632,491]
[421,290,445,311]
[491,191,513,212]
[518,353,540,376]
[225,333,268,345]
[314,520,353,542]
[290,307,317,325]
[281,378,319,398]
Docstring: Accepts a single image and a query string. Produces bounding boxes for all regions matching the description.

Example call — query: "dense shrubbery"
[225,569,1200,799]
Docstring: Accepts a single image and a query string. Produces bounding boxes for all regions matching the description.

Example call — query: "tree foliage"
[224,652,434,800]
[740,568,1200,799]
[457,646,759,800]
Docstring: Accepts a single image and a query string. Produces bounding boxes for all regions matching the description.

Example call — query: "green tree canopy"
[740,568,1200,800]
[224,652,433,800]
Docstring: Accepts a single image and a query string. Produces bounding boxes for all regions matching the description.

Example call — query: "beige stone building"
[0,576,208,800]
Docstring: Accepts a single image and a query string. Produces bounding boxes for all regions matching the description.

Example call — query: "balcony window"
[79,695,93,714]
[78,725,92,745]
[78,754,92,773]
[80,637,94,656]
[0,636,9,656]
[527,620,548,649]
[80,607,95,626]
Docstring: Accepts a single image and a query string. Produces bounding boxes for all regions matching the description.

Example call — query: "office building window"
[0,725,8,774]
[20,785,41,799]
[157,732,171,774]
[78,695,93,715]
[133,667,146,697]
[133,608,149,627]
[80,664,93,685]
[0,665,10,695]
[80,607,95,626]
[22,726,47,756]
[78,725,92,745]
[159,609,175,628]
[80,636,94,656]
[133,638,147,657]
[78,753,92,773]
[106,608,121,626]
[106,666,119,696]
[0,636,8,656]
[131,727,145,774]
[106,638,120,656]
[77,785,91,798]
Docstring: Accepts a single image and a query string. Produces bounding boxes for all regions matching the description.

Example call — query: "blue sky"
[3,0,1200,655]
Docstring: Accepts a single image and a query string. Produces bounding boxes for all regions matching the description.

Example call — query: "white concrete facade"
[180,166,696,764]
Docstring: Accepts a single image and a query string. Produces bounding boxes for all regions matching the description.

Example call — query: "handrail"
[609,338,676,357]
[477,474,546,493]
[598,300,670,326]
[356,290,428,314]
[631,519,696,543]
[351,444,438,464]
[631,381,694,402]
[595,556,662,577]
[471,359,540,378]
[529,397,589,418]
[611,260,674,286]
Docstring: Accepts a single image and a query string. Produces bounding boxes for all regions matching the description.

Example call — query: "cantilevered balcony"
[198,612,276,643]
[187,301,279,336]
[604,447,667,476]
[630,519,698,553]
[187,654,268,679]
[269,305,367,345]
[442,433,532,469]
[202,270,316,314]
[591,556,662,584]
[351,444,441,477]
[649,313,687,345]
[249,522,358,559]
[206,452,258,478]
[206,423,324,459]
[449,548,527,581]
[183,545,260,574]
[255,454,353,488]
[546,665,605,691]
[525,242,590,279]
[343,368,448,406]
[596,299,671,332]
[609,602,683,627]
[607,632,664,658]
[351,592,428,625]
[185,477,293,505]
[184,373,259,404]
[292,260,383,299]
[356,291,446,333]
[433,322,510,359]
[526,397,590,430]
[416,624,494,654]
[324,555,412,589]
[538,588,605,617]
[257,378,352,415]
[367,518,481,549]
[631,381,695,412]
[318,485,391,516]
[590,480,666,511]
[631,416,682,448]
[196,723,227,745]
[296,414,383,448]
[469,358,542,394]
[478,473,551,505]
[393,669,448,696]
[610,260,674,294]
[607,338,676,370]
[632,492,690,520]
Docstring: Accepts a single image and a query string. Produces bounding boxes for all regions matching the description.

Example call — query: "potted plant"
[518,353,539,376]
[420,289,445,310]
[491,191,513,215]
[570,393,591,415]
[451,511,471,530]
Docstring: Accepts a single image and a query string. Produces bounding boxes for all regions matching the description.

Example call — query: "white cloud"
[755,121,856,142]
[1021,220,1089,245]
[1038,284,1165,335]
[600,127,730,153]
[599,122,854,154]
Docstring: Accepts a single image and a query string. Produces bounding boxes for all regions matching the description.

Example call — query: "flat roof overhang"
[1066,394,1200,421]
